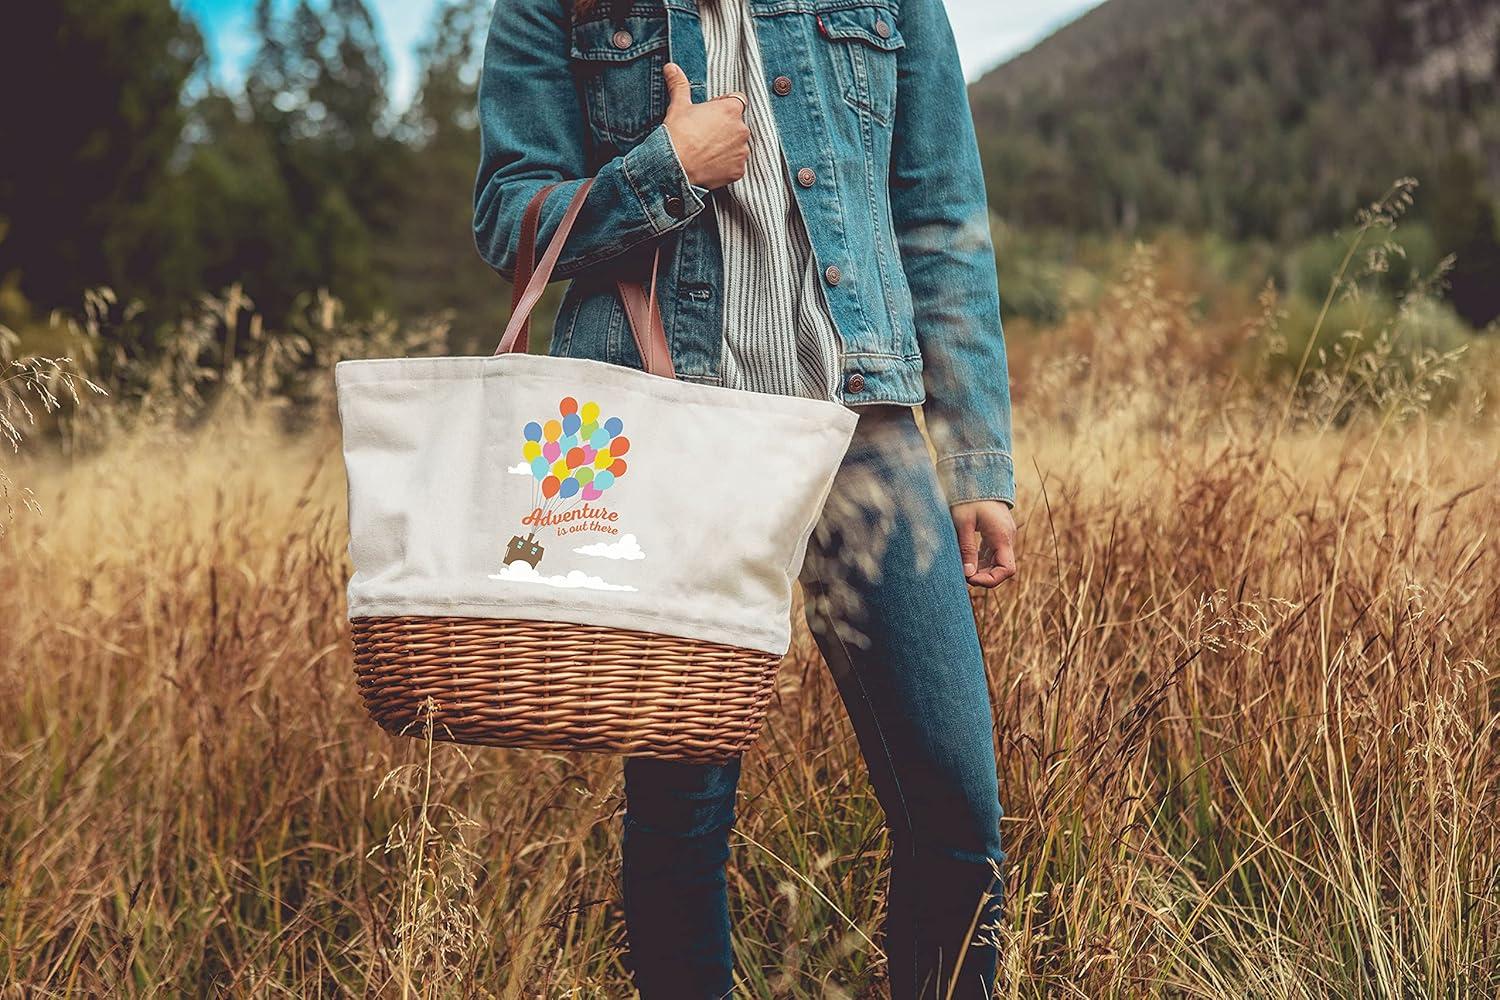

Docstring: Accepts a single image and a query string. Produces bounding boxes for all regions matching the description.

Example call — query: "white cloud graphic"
[507,462,532,476]
[488,562,637,592]
[573,533,646,561]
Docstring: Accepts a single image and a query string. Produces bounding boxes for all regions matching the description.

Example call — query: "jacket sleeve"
[473,0,707,281]
[889,0,1016,507]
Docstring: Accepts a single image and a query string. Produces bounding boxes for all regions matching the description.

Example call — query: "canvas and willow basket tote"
[336,179,857,762]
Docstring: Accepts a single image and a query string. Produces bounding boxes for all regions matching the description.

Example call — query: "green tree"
[966,0,1498,322]
[1431,153,1500,328]
[174,90,310,310]
[383,0,505,351]
[0,0,202,313]
[237,0,404,319]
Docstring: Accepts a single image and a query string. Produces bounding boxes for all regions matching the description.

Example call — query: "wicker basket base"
[352,616,782,762]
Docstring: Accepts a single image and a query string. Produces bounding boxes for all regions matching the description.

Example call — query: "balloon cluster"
[522,397,630,503]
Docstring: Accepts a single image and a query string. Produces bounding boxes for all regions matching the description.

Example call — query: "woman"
[474,0,1017,995]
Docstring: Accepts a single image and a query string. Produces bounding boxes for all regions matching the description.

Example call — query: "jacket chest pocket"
[818,5,904,125]
[571,15,670,152]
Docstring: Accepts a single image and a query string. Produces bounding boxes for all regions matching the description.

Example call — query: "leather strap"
[504,182,556,351]
[616,250,675,379]
[495,179,678,381]
[495,179,595,355]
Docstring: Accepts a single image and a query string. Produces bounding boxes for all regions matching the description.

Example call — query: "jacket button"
[772,75,792,96]
[796,167,816,187]
[612,29,633,49]
[824,264,842,286]
[846,372,866,394]
[664,194,685,218]
[874,18,891,38]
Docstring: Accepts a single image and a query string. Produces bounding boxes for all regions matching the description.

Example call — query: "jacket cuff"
[622,124,709,234]
[936,450,1016,508]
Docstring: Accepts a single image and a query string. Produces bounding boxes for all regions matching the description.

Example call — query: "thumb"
[954,508,980,578]
[663,62,694,110]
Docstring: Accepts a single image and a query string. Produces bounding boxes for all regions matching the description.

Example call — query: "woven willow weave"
[352,616,782,762]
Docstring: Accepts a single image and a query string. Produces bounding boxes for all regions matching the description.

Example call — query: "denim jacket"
[474,0,1015,506]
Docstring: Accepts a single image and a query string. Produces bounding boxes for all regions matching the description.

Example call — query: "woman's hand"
[952,500,1017,588]
[661,62,749,189]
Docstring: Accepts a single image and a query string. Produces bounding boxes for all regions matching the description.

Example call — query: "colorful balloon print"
[522,396,632,505]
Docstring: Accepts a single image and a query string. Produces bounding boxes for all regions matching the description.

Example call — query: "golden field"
[3,221,1499,996]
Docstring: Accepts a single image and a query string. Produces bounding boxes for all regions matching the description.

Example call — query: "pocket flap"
[818,7,905,51]
[571,16,669,62]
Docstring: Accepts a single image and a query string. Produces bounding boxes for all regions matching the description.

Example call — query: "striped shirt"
[697,0,842,399]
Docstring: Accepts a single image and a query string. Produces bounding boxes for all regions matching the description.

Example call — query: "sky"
[181,0,1106,104]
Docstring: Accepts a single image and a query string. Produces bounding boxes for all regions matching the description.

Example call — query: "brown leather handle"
[616,250,675,379]
[495,180,594,356]
[495,180,677,380]
[504,181,553,350]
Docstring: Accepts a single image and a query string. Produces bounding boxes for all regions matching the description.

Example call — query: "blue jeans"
[622,407,1004,998]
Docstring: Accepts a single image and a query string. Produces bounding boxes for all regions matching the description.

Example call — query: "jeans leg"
[801,407,1005,999]
[622,755,741,999]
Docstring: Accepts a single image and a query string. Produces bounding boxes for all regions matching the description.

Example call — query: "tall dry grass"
[2,188,1498,997]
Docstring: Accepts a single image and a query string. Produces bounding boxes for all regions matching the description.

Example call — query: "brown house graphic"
[504,532,545,569]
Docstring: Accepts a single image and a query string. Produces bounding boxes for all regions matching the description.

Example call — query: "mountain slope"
[968,0,1500,243]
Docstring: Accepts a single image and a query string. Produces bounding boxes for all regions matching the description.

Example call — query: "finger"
[996,535,1017,580]
[968,565,1013,588]
[717,91,748,117]
[663,62,694,109]
[975,517,1017,587]
[968,544,1016,587]
[953,508,980,579]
